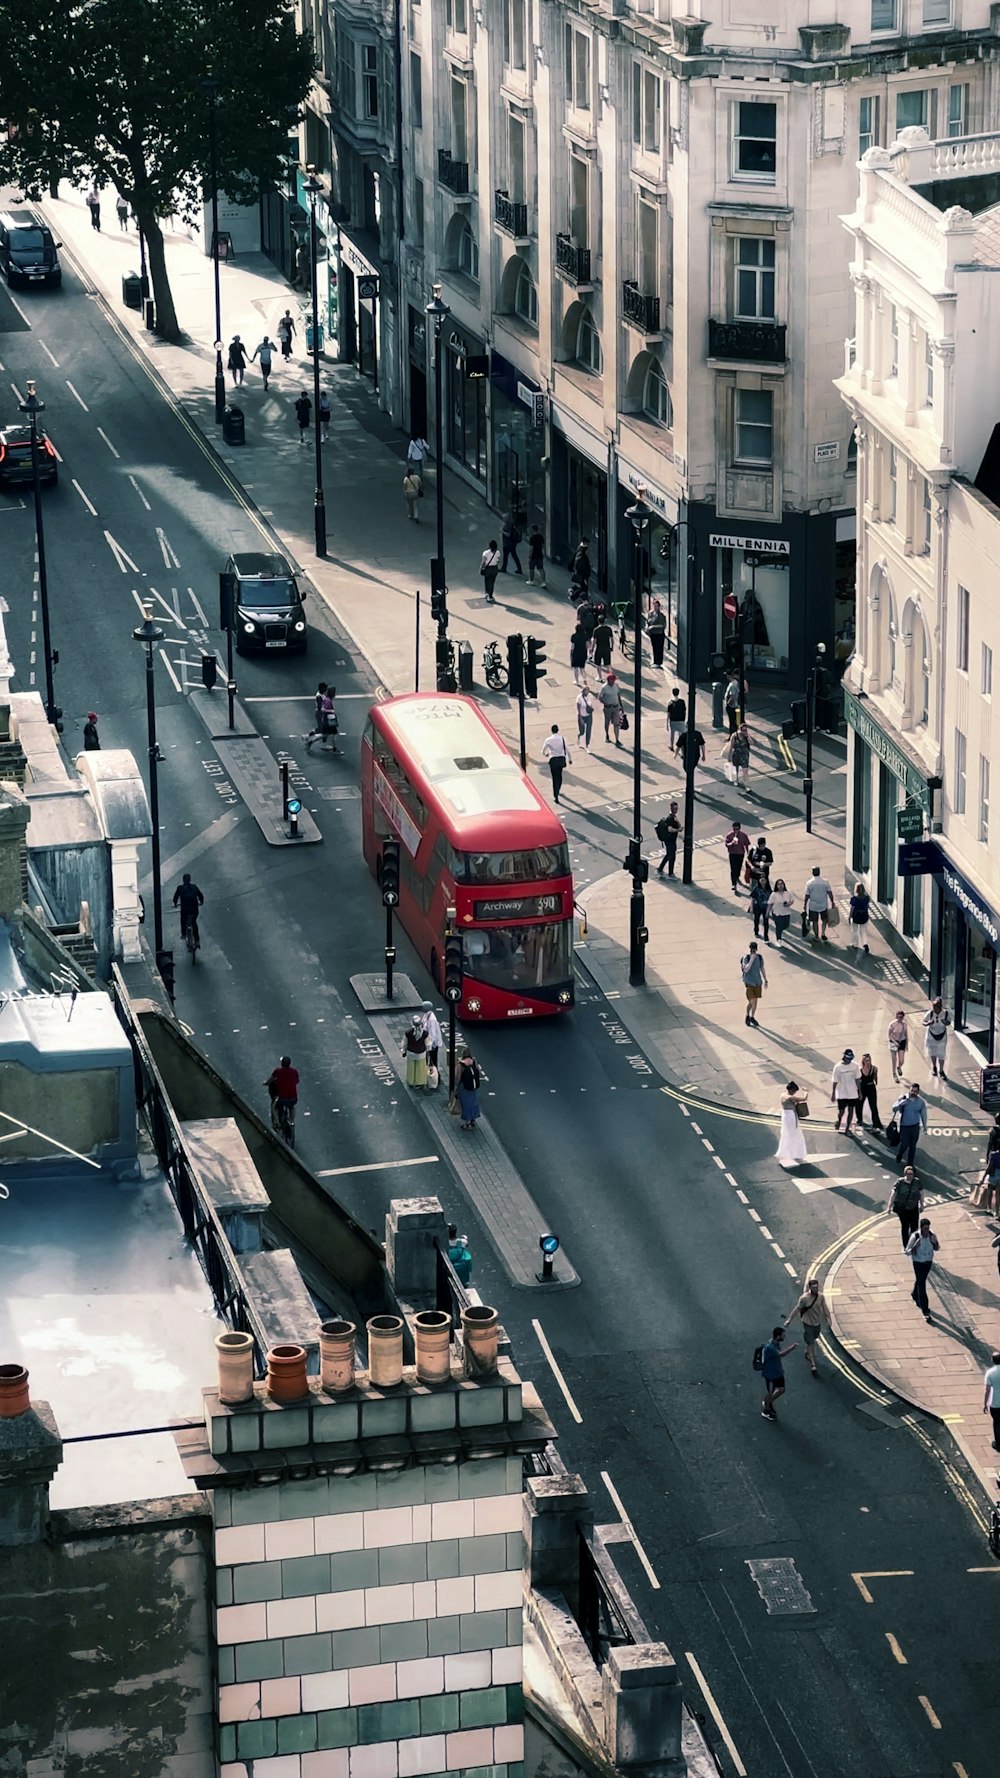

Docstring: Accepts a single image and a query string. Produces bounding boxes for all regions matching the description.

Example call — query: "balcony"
[708,318,786,363]
[555,232,592,287]
[494,189,529,239]
[438,148,469,196]
[622,281,661,335]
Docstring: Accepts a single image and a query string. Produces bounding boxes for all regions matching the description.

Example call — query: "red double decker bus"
[361,694,574,1020]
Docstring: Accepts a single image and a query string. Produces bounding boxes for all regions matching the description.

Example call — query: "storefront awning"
[844,690,932,813]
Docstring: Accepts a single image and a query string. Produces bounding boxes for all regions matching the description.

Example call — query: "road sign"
[980,1065,1000,1111]
[897,841,937,877]
[723,593,738,620]
[897,806,924,841]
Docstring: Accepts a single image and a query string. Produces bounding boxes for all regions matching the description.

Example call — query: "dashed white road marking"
[65,379,89,411]
[97,427,120,458]
[532,1320,583,1426]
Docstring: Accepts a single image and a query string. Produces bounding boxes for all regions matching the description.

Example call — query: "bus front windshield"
[461,845,569,885]
[463,921,573,992]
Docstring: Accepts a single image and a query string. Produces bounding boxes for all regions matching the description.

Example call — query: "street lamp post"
[203,78,226,425]
[305,174,327,558]
[625,488,651,986]
[132,605,170,992]
[679,528,701,886]
[19,381,59,728]
[425,283,450,616]
[804,642,827,836]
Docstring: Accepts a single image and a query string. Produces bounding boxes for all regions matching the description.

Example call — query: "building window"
[980,755,990,844]
[924,335,934,407]
[362,44,378,120]
[451,76,468,163]
[734,388,773,465]
[632,64,662,155]
[457,219,479,281]
[447,0,468,33]
[507,113,526,204]
[513,260,537,329]
[896,89,936,134]
[337,37,356,113]
[576,308,602,374]
[920,646,930,725]
[982,642,992,697]
[871,0,896,29]
[957,582,970,671]
[889,304,899,379]
[565,25,591,112]
[734,237,775,319]
[954,729,967,815]
[859,95,881,155]
[733,101,777,181]
[569,151,589,249]
[923,0,951,26]
[643,359,671,427]
[886,444,897,523]
[921,478,932,554]
[412,177,424,246]
[637,196,658,292]
[847,430,858,474]
[887,602,897,683]
[504,0,527,71]
[948,83,969,137]
[410,52,422,129]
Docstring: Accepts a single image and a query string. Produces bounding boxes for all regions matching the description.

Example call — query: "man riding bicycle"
[172,873,204,949]
[266,1055,300,1137]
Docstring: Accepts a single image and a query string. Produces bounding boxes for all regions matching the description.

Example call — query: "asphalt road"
[1,256,995,1778]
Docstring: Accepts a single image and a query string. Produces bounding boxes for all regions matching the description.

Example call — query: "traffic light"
[430,585,448,626]
[444,929,464,1003]
[506,634,524,699]
[622,836,649,882]
[723,637,742,673]
[381,839,400,907]
[524,636,547,698]
[220,571,236,631]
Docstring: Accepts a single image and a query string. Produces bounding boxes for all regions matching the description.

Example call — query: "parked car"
[0,423,58,487]
[0,210,62,288]
[221,551,308,654]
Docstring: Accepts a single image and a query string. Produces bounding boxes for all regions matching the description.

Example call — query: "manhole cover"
[745,1557,815,1615]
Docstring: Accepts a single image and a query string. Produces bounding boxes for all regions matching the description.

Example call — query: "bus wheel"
[430,947,439,990]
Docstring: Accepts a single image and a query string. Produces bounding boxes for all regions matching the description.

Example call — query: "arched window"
[887,594,899,690]
[576,308,602,374]
[643,359,672,426]
[513,261,538,329]
[457,219,479,281]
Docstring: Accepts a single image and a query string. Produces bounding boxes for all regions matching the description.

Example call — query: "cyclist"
[266,1055,300,1137]
[172,874,204,950]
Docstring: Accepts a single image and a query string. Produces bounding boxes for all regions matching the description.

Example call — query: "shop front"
[550,418,608,596]
[844,689,933,950]
[489,352,545,533]
[339,230,381,386]
[446,323,488,487]
[615,466,680,638]
[930,848,1000,1062]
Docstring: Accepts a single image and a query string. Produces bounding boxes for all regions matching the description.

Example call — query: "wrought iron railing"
[438,148,470,195]
[555,232,592,284]
[708,318,786,362]
[495,189,529,236]
[622,281,661,333]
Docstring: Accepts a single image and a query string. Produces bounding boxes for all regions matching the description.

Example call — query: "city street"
[2,221,997,1778]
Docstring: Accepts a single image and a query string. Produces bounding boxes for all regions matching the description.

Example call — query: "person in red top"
[267,1056,300,1117]
[724,819,751,894]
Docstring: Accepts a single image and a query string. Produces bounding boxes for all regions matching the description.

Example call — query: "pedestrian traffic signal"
[524,636,547,698]
[506,634,524,699]
[381,839,400,907]
[430,585,448,626]
[219,571,236,631]
[444,930,464,1003]
[623,837,649,882]
[723,637,742,673]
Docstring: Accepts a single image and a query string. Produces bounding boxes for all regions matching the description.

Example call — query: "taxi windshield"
[238,577,296,607]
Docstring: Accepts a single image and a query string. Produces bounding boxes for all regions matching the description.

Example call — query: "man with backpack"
[655,802,681,877]
[757,1325,797,1420]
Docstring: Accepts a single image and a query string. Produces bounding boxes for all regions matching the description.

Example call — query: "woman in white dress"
[776,1080,809,1168]
[923,998,951,1080]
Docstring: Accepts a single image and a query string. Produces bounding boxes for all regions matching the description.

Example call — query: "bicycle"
[269,1094,295,1148]
[182,912,199,963]
[483,640,508,691]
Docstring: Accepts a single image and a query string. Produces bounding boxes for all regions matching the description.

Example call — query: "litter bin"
[457,640,474,692]
[222,406,245,446]
[122,271,142,311]
[712,680,726,729]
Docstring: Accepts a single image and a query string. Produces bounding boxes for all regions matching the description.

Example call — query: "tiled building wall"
[213,1457,525,1778]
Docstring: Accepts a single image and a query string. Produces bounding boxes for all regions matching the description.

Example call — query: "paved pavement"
[47,188,1000,1513]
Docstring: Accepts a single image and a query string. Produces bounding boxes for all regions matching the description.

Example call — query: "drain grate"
[745,1557,816,1615]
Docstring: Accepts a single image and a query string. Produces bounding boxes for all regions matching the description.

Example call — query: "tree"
[0,0,315,341]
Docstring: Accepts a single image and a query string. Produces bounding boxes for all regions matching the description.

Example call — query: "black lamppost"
[132,604,169,989]
[425,283,450,608]
[305,174,327,557]
[19,380,59,728]
[804,641,827,836]
[203,78,226,425]
[624,488,651,985]
[680,528,701,886]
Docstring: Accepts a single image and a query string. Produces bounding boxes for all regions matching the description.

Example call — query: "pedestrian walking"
[749,872,772,940]
[570,538,592,600]
[655,802,681,877]
[746,836,774,888]
[406,435,429,480]
[984,1351,1000,1451]
[576,686,595,752]
[724,819,751,893]
[723,675,741,733]
[675,722,705,779]
[923,997,951,1080]
[576,596,597,648]
[893,1081,928,1168]
[479,540,501,603]
[888,1165,922,1250]
[402,469,422,521]
[972,1115,1000,1210]
[831,1048,862,1132]
[785,1278,830,1375]
[227,336,248,386]
[86,188,101,230]
[848,880,872,953]
[591,613,614,671]
[888,1010,909,1082]
[304,682,328,749]
[599,673,625,746]
[666,688,686,751]
[570,622,590,687]
[542,725,571,804]
[760,1326,797,1420]
[857,1053,882,1130]
[905,1217,939,1321]
[305,683,339,753]
[741,941,767,1027]
[802,865,835,941]
[294,390,312,443]
[418,1001,443,1089]
[500,512,522,574]
[318,391,331,441]
[776,1082,809,1168]
[447,1222,473,1284]
[455,1049,482,1129]
[116,194,129,231]
[251,336,274,390]
[82,711,101,751]
[646,598,667,667]
[724,723,752,794]
[277,310,297,359]
[527,525,546,587]
[766,878,794,944]
[401,1015,429,1089]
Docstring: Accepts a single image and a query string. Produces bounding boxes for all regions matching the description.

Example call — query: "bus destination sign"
[474,894,562,922]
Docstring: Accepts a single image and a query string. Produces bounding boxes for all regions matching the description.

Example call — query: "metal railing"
[555,232,592,285]
[577,1524,649,1668]
[622,280,661,333]
[708,318,786,362]
[495,189,529,236]
[438,148,470,195]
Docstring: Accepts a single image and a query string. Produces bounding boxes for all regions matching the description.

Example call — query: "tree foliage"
[0,0,315,337]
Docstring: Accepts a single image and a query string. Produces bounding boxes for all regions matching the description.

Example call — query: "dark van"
[0,211,63,288]
[221,552,308,654]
